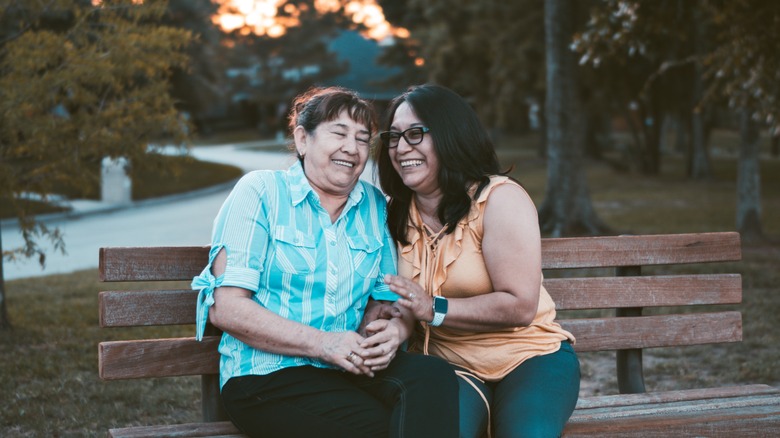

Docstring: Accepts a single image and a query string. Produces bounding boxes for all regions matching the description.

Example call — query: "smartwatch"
[430,296,448,327]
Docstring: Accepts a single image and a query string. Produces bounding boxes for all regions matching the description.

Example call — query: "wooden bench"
[98,231,780,437]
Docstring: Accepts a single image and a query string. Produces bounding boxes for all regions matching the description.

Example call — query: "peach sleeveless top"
[399,176,575,381]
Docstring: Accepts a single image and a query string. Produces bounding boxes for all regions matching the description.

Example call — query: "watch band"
[430,296,448,327]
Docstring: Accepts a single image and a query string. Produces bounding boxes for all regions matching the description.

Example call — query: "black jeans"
[221,351,459,438]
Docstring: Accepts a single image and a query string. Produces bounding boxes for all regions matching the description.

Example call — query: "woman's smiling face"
[295,109,371,198]
[388,102,440,196]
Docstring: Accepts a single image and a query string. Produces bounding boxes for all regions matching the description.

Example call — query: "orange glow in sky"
[212,0,409,41]
[91,0,143,5]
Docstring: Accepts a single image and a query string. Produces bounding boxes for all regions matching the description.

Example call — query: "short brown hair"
[288,87,377,139]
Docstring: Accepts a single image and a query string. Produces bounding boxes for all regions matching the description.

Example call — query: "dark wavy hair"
[288,86,377,163]
[376,84,509,245]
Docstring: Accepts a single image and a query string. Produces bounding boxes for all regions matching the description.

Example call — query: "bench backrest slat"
[562,311,742,351]
[99,290,196,327]
[98,312,741,380]
[97,232,742,282]
[98,274,741,328]
[99,336,221,380]
[546,274,742,310]
[99,246,210,282]
[541,232,741,269]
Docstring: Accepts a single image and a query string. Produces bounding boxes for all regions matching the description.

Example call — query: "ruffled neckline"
[399,176,510,297]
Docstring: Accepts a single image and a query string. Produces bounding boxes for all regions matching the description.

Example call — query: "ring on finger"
[409,293,415,300]
[346,352,357,362]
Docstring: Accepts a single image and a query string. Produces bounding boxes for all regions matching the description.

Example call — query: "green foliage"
[703,1,780,127]
[383,0,546,130]
[571,1,709,174]
[0,0,193,262]
[574,0,780,128]
[163,0,228,121]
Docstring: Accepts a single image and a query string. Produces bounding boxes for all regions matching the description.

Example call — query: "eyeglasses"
[379,127,430,148]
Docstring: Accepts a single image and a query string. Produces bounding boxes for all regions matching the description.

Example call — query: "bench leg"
[202,374,229,421]
[616,342,646,394]
[616,266,646,394]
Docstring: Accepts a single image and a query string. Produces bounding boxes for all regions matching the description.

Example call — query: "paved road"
[2,143,336,281]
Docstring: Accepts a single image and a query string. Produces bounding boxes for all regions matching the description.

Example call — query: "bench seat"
[98,232,780,437]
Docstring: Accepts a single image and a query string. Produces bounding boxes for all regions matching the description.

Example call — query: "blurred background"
[0,1,778,434]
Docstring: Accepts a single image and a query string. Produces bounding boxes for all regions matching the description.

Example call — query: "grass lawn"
[0,153,244,220]
[1,130,779,435]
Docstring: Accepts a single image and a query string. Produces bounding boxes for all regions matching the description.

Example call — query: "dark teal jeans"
[457,341,580,438]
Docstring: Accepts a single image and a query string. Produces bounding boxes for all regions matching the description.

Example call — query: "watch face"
[434,296,448,313]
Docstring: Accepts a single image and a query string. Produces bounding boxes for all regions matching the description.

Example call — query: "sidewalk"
[2,142,296,281]
[2,142,379,281]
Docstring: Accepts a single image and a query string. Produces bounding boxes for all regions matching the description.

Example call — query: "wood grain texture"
[99,289,198,327]
[546,274,742,310]
[98,312,742,380]
[99,246,210,282]
[97,274,742,327]
[97,232,742,282]
[541,232,741,269]
[576,384,780,409]
[564,391,780,437]
[108,421,243,438]
[99,336,220,380]
[561,312,742,352]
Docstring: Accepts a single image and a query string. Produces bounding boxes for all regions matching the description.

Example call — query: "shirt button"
[329,241,336,246]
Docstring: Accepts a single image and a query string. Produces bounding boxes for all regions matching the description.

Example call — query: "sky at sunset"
[212,0,409,40]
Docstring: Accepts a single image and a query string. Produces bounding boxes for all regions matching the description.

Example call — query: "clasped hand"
[320,308,404,377]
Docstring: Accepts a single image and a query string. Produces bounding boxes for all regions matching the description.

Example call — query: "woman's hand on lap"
[318,331,375,377]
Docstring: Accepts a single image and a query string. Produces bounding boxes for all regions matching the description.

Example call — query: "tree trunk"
[640,101,662,174]
[673,112,689,154]
[0,222,10,330]
[538,0,609,237]
[536,97,547,158]
[736,109,764,243]
[689,105,712,179]
[689,13,712,180]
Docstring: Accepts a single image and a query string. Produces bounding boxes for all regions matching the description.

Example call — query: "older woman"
[192,87,458,438]
[377,84,580,438]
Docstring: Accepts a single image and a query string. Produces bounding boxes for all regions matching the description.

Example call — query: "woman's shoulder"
[239,168,283,180]
[235,169,276,188]
[229,169,289,199]
[474,175,526,204]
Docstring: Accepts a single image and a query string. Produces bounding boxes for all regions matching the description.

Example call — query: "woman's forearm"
[210,287,327,358]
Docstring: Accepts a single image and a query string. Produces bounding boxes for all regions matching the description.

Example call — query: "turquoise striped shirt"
[192,161,398,388]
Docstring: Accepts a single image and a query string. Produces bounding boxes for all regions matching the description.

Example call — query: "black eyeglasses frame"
[378,126,431,148]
